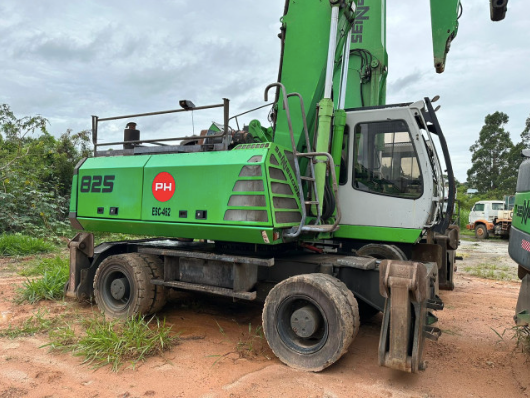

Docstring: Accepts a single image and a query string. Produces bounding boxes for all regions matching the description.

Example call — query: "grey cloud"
[9,24,146,65]
[389,71,426,94]
[0,0,528,184]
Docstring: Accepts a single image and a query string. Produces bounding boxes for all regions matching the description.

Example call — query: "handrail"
[91,99,229,155]
[264,83,308,238]
[265,83,341,238]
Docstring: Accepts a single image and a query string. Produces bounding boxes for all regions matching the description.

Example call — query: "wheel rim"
[276,295,329,354]
[101,269,131,312]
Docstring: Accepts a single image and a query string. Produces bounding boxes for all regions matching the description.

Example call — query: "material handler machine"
[66,0,508,373]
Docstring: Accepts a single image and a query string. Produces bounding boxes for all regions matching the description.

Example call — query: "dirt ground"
[0,238,529,398]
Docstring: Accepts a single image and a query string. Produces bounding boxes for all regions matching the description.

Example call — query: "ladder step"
[151,279,257,300]
[305,201,319,205]
[300,176,315,181]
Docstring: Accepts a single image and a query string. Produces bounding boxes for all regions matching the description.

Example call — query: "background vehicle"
[467,197,513,239]
[509,150,530,325]
[66,0,507,373]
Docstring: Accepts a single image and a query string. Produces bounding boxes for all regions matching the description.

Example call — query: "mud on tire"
[94,253,167,319]
[475,224,489,239]
[262,273,359,372]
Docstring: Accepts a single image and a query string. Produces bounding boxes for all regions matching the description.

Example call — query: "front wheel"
[262,273,359,372]
[94,253,166,319]
[475,224,489,239]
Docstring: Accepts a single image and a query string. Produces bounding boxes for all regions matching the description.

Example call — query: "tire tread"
[262,273,360,372]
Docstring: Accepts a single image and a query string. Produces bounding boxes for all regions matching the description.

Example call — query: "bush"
[459,209,470,231]
[0,183,71,237]
[0,105,91,237]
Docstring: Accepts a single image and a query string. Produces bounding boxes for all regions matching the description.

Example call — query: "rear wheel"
[475,224,489,239]
[356,243,407,261]
[262,273,359,372]
[94,253,166,319]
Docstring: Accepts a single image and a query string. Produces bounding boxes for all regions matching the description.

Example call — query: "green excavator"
[66,0,508,373]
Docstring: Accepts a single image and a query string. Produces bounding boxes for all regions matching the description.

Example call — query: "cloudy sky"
[0,0,528,182]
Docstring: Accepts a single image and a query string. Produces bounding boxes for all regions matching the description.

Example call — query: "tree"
[0,104,91,236]
[521,114,530,149]
[467,112,515,193]
[0,104,48,182]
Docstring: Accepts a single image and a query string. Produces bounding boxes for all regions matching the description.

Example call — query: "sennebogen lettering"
[352,1,369,44]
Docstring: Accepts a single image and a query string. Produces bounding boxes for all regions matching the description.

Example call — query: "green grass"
[19,255,68,277]
[16,256,69,303]
[492,324,530,355]
[236,323,266,358]
[0,233,55,256]
[463,263,516,281]
[45,314,179,371]
[0,309,61,338]
[460,228,474,237]
[211,321,268,364]
[458,209,477,237]
[514,325,530,354]
[459,209,470,231]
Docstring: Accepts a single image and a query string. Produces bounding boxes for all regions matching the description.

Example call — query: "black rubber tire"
[262,273,359,372]
[356,243,407,261]
[475,224,489,239]
[145,255,167,314]
[94,253,166,319]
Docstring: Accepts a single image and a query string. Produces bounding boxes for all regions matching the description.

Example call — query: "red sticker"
[152,172,175,202]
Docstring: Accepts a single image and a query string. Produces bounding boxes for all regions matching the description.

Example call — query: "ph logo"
[152,172,175,202]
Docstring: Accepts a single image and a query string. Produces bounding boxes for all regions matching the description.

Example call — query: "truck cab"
[467,200,506,239]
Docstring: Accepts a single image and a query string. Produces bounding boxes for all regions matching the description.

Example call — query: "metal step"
[423,325,442,341]
[151,279,257,300]
[426,295,444,311]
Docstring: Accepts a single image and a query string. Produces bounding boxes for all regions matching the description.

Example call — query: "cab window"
[491,203,504,211]
[473,203,485,212]
[352,120,422,199]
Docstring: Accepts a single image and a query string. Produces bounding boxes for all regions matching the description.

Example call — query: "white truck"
[466,199,513,239]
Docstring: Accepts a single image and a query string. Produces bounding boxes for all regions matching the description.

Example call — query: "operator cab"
[336,99,445,242]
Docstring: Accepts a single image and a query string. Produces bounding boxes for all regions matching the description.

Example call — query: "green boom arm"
[430,0,461,73]
[272,0,462,155]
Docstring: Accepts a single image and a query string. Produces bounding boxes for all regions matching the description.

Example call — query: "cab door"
[335,104,438,243]
[469,202,486,224]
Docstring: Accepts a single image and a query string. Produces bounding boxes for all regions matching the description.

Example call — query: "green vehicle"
[66,0,507,373]
[509,149,530,325]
